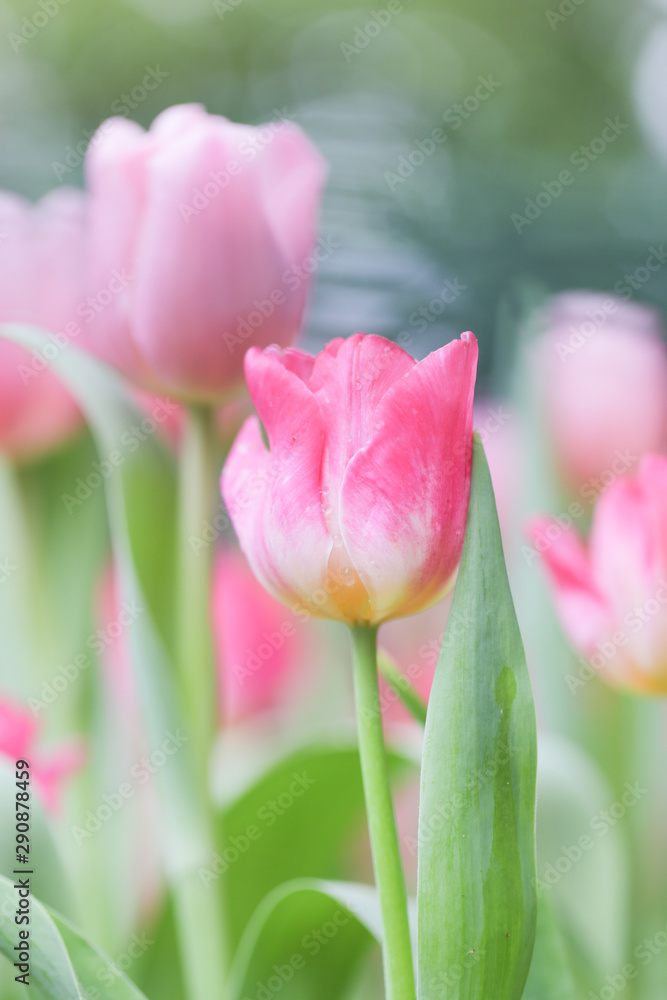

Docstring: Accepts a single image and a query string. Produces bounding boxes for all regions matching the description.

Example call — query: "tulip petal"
[528,517,611,651]
[0,698,38,760]
[339,333,477,622]
[256,121,328,267]
[638,453,667,577]
[310,334,415,543]
[223,349,336,615]
[132,121,299,400]
[85,116,155,381]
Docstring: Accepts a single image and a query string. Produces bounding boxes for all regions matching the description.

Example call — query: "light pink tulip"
[537,292,667,493]
[0,189,85,458]
[212,548,304,722]
[222,332,478,625]
[530,454,667,694]
[84,104,327,402]
[0,697,85,813]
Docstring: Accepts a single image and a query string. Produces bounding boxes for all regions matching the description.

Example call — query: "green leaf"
[225,879,382,1000]
[0,325,205,884]
[535,735,628,984]
[218,738,416,949]
[522,894,576,1000]
[377,650,428,726]
[417,432,537,1000]
[0,874,148,999]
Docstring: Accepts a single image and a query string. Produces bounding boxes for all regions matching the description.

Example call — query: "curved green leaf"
[417,433,537,1000]
[0,873,150,999]
[218,737,416,948]
[522,894,576,1000]
[225,879,382,1000]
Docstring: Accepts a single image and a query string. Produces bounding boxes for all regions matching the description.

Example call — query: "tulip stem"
[176,403,220,776]
[350,625,417,1000]
[174,403,228,1000]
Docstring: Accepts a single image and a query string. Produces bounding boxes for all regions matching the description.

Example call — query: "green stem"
[173,403,228,1000]
[176,404,220,777]
[350,625,417,1000]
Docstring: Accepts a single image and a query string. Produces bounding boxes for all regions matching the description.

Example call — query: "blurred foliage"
[2,0,667,387]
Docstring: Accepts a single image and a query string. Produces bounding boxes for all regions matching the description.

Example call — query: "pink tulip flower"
[84,104,327,403]
[212,548,305,723]
[537,292,667,494]
[222,332,478,625]
[0,189,85,458]
[0,697,85,813]
[529,454,667,694]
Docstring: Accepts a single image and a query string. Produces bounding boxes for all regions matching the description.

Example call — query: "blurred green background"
[2,0,667,387]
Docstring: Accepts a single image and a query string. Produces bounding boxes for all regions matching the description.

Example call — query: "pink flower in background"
[0,189,85,459]
[85,104,327,403]
[378,595,451,726]
[222,332,478,625]
[212,548,304,723]
[475,399,519,537]
[538,292,667,493]
[530,454,667,694]
[0,697,84,813]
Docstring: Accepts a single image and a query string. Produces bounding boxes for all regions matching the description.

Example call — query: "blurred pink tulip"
[222,332,478,625]
[530,454,667,694]
[84,104,327,403]
[538,292,667,493]
[474,400,519,536]
[212,548,304,723]
[0,696,84,813]
[378,595,451,726]
[0,189,85,458]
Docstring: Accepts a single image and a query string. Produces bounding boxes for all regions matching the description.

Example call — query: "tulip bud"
[536,291,667,495]
[0,189,85,458]
[84,104,327,403]
[222,332,478,626]
[530,454,667,694]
